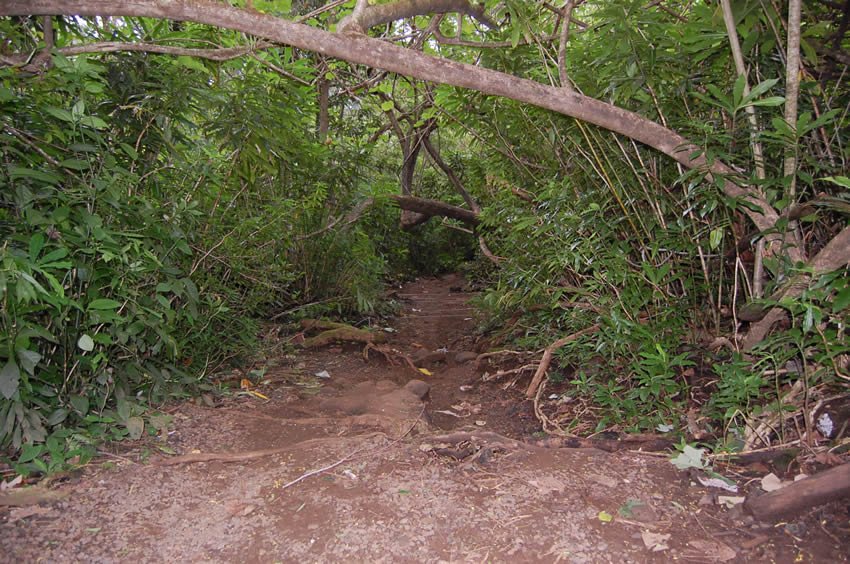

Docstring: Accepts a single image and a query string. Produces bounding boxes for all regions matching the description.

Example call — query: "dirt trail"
[2,274,848,562]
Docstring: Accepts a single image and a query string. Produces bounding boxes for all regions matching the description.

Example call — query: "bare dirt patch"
[2,273,848,562]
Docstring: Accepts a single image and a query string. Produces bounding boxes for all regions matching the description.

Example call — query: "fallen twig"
[474,349,530,371]
[482,363,538,382]
[525,324,601,398]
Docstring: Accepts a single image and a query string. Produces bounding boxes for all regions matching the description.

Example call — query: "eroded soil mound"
[2,274,848,562]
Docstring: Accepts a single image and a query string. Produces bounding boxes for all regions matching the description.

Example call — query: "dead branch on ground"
[474,349,531,371]
[525,323,601,398]
[745,462,850,521]
[482,363,538,382]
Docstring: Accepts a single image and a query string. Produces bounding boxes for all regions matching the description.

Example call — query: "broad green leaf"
[17,443,44,464]
[70,395,89,415]
[732,75,746,107]
[29,233,46,261]
[46,408,69,426]
[709,228,724,250]
[746,96,785,108]
[0,361,21,399]
[72,99,86,119]
[17,349,41,376]
[40,247,68,263]
[77,334,95,352]
[822,176,850,189]
[833,287,850,313]
[78,116,108,130]
[743,78,779,102]
[125,416,145,440]
[87,298,122,311]
[8,166,61,185]
[59,158,91,171]
[44,106,74,122]
[119,143,138,160]
[380,100,394,112]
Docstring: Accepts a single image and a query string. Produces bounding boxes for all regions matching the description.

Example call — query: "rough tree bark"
[390,195,479,227]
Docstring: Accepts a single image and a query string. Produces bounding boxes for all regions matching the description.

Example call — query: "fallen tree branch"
[482,363,538,382]
[745,462,850,521]
[474,349,530,371]
[531,433,673,453]
[390,194,479,226]
[426,429,532,450]
[525,323,601,398]
[364,342,420,373]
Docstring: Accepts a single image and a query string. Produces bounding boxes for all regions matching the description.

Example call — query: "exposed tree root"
[424,427,671,457]
[157,447,293,465]
[363,342,419,373]
[156,432,390,466]
[530,434,673,453]
[533,378,575,436]
[425,429,533,452]
[300,318,386,348]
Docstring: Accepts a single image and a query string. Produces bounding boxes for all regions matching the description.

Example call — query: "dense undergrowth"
[0,41,468,473]
[1,1,849,474]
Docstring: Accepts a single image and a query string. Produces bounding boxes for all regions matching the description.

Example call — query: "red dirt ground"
[1,273,848,562]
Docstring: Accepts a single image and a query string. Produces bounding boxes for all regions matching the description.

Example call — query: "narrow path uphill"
[2,275,847,562]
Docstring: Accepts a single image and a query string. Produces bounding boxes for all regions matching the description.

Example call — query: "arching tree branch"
[391,195,479,227]
[0,0,806,265]
[0,41,275,72]
[338,0,499,34]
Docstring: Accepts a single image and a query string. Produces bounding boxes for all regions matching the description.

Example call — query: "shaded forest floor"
[2,274,848,562]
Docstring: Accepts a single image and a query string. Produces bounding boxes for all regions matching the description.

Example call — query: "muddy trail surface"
[2,274,848,563]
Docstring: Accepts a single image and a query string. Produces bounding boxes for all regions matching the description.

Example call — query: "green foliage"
[0,53,238,469]
[2,0,848,465]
